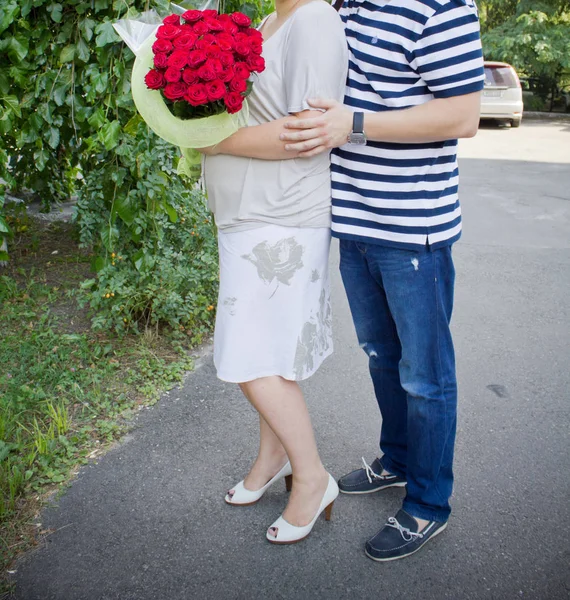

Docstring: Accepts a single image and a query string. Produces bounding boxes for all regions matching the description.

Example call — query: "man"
[280,0,485,561]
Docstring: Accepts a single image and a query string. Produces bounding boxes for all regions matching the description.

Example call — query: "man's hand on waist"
[281,98,353,158]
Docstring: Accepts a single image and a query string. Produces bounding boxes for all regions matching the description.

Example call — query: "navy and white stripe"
[331,0,485,249]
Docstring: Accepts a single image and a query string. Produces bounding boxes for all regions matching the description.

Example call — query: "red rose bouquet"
[114,7,265,179]
[144,10,265,119]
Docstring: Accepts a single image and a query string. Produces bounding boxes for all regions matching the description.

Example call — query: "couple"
[199,0,484,560]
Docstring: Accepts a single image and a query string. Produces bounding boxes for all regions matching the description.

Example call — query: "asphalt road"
[13,120,570,600]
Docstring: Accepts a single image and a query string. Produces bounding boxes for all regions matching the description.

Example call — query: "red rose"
[221,19,238,35]
[173,33,198,50]
[152,38,173,53]
[229,76,247,93]
[206,46,223,60]
[219,51,235,68]
[254,56,266,73]
[247,28,263,40]
[182,10,203,22]
[205,18,224,32]
[153,52,168,69]
[156,25,182,40]
[219,66,235,83]
[249,38,263,54]
[234,32,249,43]
[224,91,244,114]
[184,83,208,107]
[167,50,188,69]
[193,20,210,35]
[145,69,165,90]
[205,79,227,102]
[162,14,180,26]
[215,33,234,52]
[164,67,182,83]
[234,42,251,57]
[233,62,251,80]
[203,9,218,19]
[197,62,217,81]
[163,82,187,100]
[187,49,207,68]
[182,68,200,84]
[231,12,252,27]
[247,54,265,72]
[210,58,224,75]
[195,38,212,50]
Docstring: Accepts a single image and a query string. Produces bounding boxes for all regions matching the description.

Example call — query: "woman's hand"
[280,98,353,157]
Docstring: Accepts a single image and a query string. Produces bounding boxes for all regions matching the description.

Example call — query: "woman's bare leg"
[240,412,288,491]
[240,375,329,527]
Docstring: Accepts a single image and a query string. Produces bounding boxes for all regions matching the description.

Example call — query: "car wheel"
[511,118,522,128]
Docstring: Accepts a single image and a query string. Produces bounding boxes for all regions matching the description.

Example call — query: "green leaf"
[53,83,70,107]
[124,114,142,135]
[0,215,11,234]
[2,95,21,117]
[37,103,53,124]
[94,0,111,11]
[133,249,155,272]
[91,71,109,94]
[20,0,33,18]
[20,92,35,109]
[0,251,9,261]
[0,1,19,36]
[100,225,119,252]
[95,21,119,47]
[46,127,60,149]
[7,34,29,62]
[76,38,90,62]
[100,120,121,150]
[59,44,75,63]
[47,3,63,23]
[88,107,106,129]
[115,194,137,225]
[33,147,50,172]
[0,114,12,135]
[80,17,96,42]
[162,201,178,223]
[0,71,9,95]
[91,256,106,272]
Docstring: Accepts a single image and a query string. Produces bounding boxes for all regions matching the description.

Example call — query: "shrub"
[523,92,546,111]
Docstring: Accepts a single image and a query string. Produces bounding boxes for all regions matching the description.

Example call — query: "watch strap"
[352,112,364,134]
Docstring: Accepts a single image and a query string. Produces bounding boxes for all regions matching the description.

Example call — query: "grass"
[0,214,205,596]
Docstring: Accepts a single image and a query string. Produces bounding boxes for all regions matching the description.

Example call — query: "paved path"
[13,122,570,600]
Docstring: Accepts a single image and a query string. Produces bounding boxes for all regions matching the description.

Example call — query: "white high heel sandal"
[266,473,339,544]
[225,461,293,506]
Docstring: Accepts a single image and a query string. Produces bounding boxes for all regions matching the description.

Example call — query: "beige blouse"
[203,1,348,232]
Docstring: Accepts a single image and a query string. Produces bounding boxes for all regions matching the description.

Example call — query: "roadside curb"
[523,111,570,121]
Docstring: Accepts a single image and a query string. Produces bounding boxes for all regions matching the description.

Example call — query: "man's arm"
[280,93,482,157]
[199,110,323,159]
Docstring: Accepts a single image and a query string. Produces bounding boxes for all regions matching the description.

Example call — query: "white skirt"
[214,225,333,383]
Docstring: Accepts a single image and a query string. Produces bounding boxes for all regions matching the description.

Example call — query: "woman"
[200,0,348,544]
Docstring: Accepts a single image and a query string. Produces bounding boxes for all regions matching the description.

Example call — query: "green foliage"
[0,0,272,328]
[480,0,570,100]
[74,118,219,335]
[523,93,546,111]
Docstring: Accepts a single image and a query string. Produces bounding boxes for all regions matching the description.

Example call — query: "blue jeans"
[339,239,457,522]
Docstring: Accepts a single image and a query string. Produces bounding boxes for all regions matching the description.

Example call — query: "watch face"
[349,132,367,145]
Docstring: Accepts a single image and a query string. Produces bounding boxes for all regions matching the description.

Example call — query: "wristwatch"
[348,112,367,145]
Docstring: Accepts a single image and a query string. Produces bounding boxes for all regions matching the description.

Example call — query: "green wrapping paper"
[130,31,249,180]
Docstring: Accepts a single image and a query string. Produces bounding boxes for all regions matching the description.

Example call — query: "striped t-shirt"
[331,0,485,249]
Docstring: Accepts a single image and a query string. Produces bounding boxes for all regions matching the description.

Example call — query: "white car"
[480,61,524,128]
